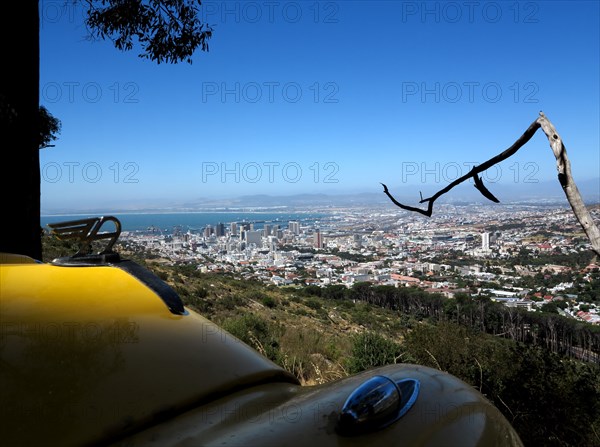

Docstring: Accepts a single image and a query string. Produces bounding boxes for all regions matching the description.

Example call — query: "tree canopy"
[84,0,213,63]
[38,106,61,149]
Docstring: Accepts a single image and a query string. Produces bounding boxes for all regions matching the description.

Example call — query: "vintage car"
[0,217,523,446]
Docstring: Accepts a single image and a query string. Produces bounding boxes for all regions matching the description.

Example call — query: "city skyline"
[117,200,600,325]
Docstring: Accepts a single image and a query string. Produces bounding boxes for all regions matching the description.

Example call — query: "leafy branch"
[84,0,212,64]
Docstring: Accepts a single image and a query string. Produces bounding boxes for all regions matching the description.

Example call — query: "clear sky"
[39,0,599,212]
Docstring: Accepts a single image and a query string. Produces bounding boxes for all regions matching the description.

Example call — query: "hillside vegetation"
[143,257,600,446]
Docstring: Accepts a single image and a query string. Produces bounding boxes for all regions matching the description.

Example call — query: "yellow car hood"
[0,260,297,446]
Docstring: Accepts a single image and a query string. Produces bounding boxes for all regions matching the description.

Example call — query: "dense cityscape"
[121,203,600,325]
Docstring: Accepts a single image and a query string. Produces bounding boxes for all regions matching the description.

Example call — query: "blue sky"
[39,1,599,212]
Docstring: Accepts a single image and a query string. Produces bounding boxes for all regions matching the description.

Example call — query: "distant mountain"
[41,178,599,214]
[176,192,392,209]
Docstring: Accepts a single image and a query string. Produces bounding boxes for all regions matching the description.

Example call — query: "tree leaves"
[38,106,61,149]
[84,0,213,64]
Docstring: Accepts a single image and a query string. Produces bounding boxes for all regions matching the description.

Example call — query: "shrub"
[293,308,308,317]
[305,298,322,310]
[261,296,277,308]
[194,286,208,298]
[220,294,244,310]
[245,290,266,301]
[156,271,169,281]
[346,332,401,374]
[221,314,280,362]
[301,285,322,297]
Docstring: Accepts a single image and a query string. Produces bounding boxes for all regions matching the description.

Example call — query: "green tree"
[1,1,213,260]
[541,302,559,314]
[301,285,322,297]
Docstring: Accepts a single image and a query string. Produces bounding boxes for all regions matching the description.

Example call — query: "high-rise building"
[481,232,490,251]
[491,231,501,244]
[245,230,262,246]
[263,224,272,236]
[268,236,278,251]
[314,229,323,249]
[230,222,238,236]
[215,223,225,237]
[289,221,300,235]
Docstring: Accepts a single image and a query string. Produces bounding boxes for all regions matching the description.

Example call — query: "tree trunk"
[536,113,600,257]
[0,1,40,259]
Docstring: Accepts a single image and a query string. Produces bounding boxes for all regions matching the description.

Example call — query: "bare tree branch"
[381,119,541,216]
[536,112,600,256]
[382,112,600,256]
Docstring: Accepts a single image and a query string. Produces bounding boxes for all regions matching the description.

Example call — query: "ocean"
[40,212,329,233]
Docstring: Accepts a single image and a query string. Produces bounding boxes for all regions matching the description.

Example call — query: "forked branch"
[382,112,600,256]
